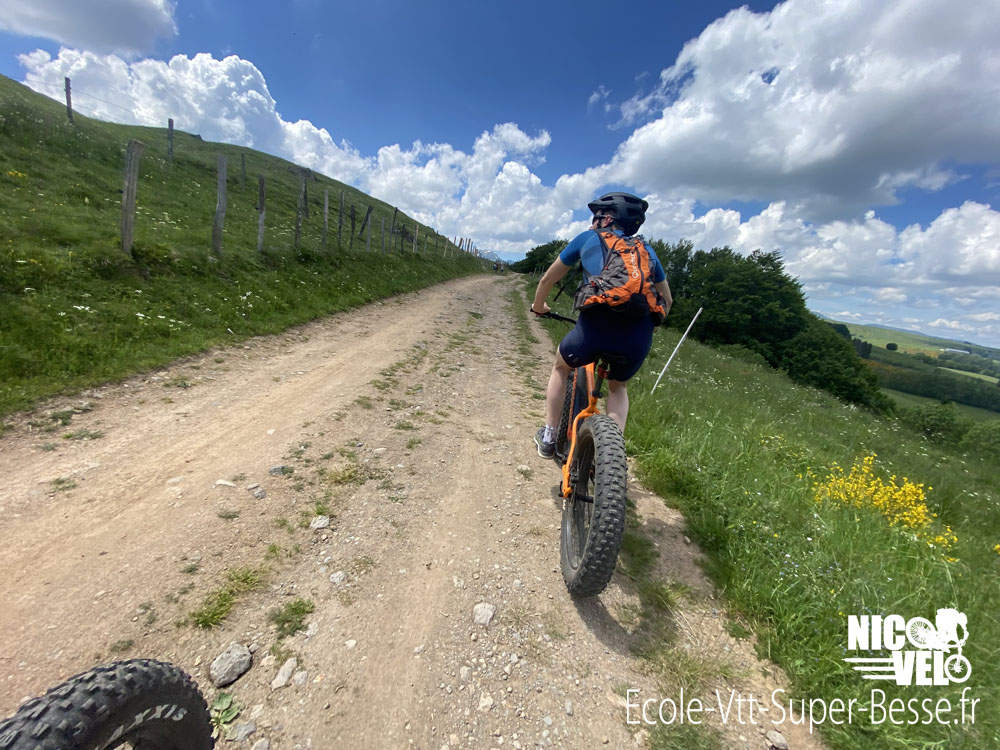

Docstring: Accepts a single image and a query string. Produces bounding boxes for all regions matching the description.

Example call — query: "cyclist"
[530,192,672,458]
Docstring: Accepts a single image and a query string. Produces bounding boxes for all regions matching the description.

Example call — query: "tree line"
[651,240,890,411]
[865,355,1000,412]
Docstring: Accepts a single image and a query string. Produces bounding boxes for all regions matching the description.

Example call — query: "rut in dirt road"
[1,275,824,750]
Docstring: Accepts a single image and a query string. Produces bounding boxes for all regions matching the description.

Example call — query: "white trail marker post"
[651,307,703,394]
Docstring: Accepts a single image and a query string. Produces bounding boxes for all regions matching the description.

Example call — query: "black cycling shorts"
[558,307,655,381]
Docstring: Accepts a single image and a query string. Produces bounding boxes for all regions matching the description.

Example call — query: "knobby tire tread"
[561,414,627,597]
[555,372,575,460]
[0,659,213,750]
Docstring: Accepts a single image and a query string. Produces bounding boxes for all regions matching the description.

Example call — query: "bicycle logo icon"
[844,608,971,685]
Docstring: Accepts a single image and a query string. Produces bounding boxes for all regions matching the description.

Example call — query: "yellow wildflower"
[813,453,955,551]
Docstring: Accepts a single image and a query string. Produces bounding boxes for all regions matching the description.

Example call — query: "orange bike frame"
[560,361,609,498]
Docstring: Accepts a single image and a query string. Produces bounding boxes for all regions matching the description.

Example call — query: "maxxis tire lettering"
[0,659,213,750]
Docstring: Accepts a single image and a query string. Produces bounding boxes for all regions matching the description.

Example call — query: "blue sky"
[2,0,999,347]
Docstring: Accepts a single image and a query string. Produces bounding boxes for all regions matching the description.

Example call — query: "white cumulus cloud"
[605,0,1000,218]
[0,0,176,56]
[17,49,563,247]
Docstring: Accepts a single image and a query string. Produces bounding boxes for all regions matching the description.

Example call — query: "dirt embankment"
[0,275,823,750]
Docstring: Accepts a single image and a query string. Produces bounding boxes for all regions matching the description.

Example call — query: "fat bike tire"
[0,659,213,750]
[555,373,575,462]
[555,369,588,464]
[560,414,627,597]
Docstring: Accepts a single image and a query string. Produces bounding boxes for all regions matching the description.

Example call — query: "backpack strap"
[594,229,615,269]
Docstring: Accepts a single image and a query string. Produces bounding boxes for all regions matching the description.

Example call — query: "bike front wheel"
[0,659,213,750]
[560,414,627,597]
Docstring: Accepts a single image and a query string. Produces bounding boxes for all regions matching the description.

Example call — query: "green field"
[837,321,999,358]
[939,366,999,384]
[882,388,1000,420]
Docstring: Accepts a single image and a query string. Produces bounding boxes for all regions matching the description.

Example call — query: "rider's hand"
[530,303,550,316]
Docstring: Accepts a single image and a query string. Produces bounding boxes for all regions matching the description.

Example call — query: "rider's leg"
[546,346,573,430]
[606,379,628,433]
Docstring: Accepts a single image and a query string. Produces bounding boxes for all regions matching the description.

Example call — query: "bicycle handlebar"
[533,310,578,325]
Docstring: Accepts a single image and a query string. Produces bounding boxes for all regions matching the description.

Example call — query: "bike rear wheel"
[555,369,589,464]
[0,659,213,750]
[560,414,627,597]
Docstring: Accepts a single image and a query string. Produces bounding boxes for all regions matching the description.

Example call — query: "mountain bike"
[540,311,628,598]
[0,659,213,750]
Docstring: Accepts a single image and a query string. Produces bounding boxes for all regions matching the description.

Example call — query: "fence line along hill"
[0,74,490,416]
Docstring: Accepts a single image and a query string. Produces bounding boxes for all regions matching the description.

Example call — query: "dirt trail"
[0,276,824,750]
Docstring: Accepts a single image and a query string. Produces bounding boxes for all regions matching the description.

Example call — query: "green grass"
[0,75,489,417]
[108,638,135,654]
[50,476,76,492]
[188,566,267,628]
[63,428,103,440]
[534,279,999,749]
[268,598,315,638]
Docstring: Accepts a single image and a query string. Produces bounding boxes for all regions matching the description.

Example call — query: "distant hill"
[817,316,1000,359]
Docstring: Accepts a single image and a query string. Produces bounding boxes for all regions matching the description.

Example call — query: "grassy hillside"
[883,388,1000,421]
[839,321,1000,358]
[0,75,486,416]
[536,287,997,750]
[938,367,999,385]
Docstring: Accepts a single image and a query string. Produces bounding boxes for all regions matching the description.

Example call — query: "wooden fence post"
[388,207,398,254]
[322,189,329,250]
[413,225,419,254]
[358,205,373,237]
[338,191,345,244]
[167,118,174,162]
[358,206,373,253]
[294,172,306,250]
[256,175,266,253]
[349,205,356,252]
[120,139,144,257]
[64,77,73,123]
[302,170,310,218]
[211,155,227,257]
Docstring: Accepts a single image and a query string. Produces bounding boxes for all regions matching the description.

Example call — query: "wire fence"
[25,75,488,262]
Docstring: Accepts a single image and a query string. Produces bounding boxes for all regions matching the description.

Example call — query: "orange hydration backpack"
[574,230,666,324]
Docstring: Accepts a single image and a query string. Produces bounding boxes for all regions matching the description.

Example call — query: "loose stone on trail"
[209,642,252,687]
[473,602,496,626]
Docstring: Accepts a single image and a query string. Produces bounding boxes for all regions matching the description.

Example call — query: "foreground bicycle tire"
[560,414,628,597]
[0,659,213,750]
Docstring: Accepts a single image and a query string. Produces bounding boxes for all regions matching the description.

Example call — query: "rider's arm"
[531,258,571,314]
[655,279,673,316]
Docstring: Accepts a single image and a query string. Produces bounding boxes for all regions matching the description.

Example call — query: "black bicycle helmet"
[587,192,648,235]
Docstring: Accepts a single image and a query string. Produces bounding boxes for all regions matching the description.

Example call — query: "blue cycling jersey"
[559,229,666,284]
